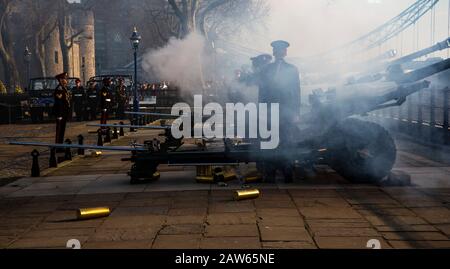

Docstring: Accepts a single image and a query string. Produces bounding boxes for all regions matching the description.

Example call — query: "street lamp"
[24,46,32,85]
[130,27,142,125]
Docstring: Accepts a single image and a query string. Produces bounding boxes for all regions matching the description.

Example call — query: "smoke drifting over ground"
[142,32,209,95]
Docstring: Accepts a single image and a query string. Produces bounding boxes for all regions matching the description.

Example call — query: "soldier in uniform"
[235,54,273,141]
[71,78,86,121]
[85,81,98,121]
[259,40,301,183]
[53,72,71,144]
[99,77,113,128]
[115,78,128,119]
[238,54,273,87]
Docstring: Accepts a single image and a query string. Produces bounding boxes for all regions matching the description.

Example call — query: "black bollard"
[104,127,112,143]
[77,135,85,155]
[49,147,57,168]
[64,139,72,161]
[97,129,104,146]
[130,119,136,132]
[112,125,119,140]
[119,121,125,136]
[31,150,40,177]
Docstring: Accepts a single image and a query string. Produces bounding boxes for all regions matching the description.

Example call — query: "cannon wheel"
[326,118,396,184]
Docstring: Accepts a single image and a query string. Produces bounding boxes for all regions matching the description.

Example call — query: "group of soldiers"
[52,73,129,144]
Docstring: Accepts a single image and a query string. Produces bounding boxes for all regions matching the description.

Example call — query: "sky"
[261,0,450,58]
[68,0,450,58]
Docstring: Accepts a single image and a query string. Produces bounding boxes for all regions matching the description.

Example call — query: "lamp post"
[130,27,142,125]
[24,46,32,85]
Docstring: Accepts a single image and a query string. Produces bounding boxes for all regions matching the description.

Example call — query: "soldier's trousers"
[74,106,83,121]
[85,107,96,121]
[55,117,67,144]
[100,109,109,129]
[116,105,126,120]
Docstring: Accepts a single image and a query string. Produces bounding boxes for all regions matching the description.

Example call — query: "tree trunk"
[58,15,71,74]
[34,33,46,77]
[0,18,20,92]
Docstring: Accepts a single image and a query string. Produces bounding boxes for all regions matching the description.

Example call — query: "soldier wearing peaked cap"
[258,40,301,183]
[99,78,113,130]
[53,72,71,145]
[85,81,98,121]
[71,78,86,122]
[115,78,128,120]
[238,54,273,87]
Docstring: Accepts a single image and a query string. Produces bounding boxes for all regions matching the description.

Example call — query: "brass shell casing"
[77,207,111,220]
[196,166,214,183]
[243,175,262,183]
[234,189,261,201]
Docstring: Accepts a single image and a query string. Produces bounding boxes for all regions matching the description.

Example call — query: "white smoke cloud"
[141,32,209,94]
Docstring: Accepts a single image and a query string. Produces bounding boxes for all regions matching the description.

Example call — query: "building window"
[54,51,59,64]
[82,57,86,68]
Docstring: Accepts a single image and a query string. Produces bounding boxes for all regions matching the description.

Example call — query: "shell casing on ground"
[77,207,111,220]
[196,176,214,183]
[196,165,215,183]
[234,189,261,201]
[243,175,262,183]
[153,172,161,180]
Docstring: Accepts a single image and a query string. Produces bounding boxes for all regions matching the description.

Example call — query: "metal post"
[77,135,85,156]
[104,127,112,143]
[119,121,125,136]
[417,90,423,138]
[64,139,72,161]
[444,88,449,130]
[97,129,104,146]
[443,88,449,145]
[133,49,139,126]
[112,125,119,140]
[49,148,57,168]
[31,150,40,177]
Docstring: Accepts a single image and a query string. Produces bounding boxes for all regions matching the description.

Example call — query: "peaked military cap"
[271,40,290,50]
[55,72,68,80]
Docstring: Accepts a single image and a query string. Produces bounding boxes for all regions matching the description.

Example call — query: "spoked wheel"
[324,118,396,184]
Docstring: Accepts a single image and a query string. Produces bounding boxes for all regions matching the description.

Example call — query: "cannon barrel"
[390,37,450,67]
[348,38,450,83]
[395,58,450,84]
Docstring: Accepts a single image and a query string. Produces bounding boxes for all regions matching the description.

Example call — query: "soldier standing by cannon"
[259,40,301,183]
[237,54,273,87]
[53,72,71,145]
[71,78,86,122]
[99,77,113,129]
[115,78,128,119]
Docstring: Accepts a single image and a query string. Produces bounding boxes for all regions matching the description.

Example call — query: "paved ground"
[0,120,123,181]
[0,125,449,249]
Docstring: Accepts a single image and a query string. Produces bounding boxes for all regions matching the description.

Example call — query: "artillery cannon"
[8,58,450,185]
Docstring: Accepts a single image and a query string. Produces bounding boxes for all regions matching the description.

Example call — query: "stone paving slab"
[205,224,259,237]
[314,236,391,249]
[1,131,450,249]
